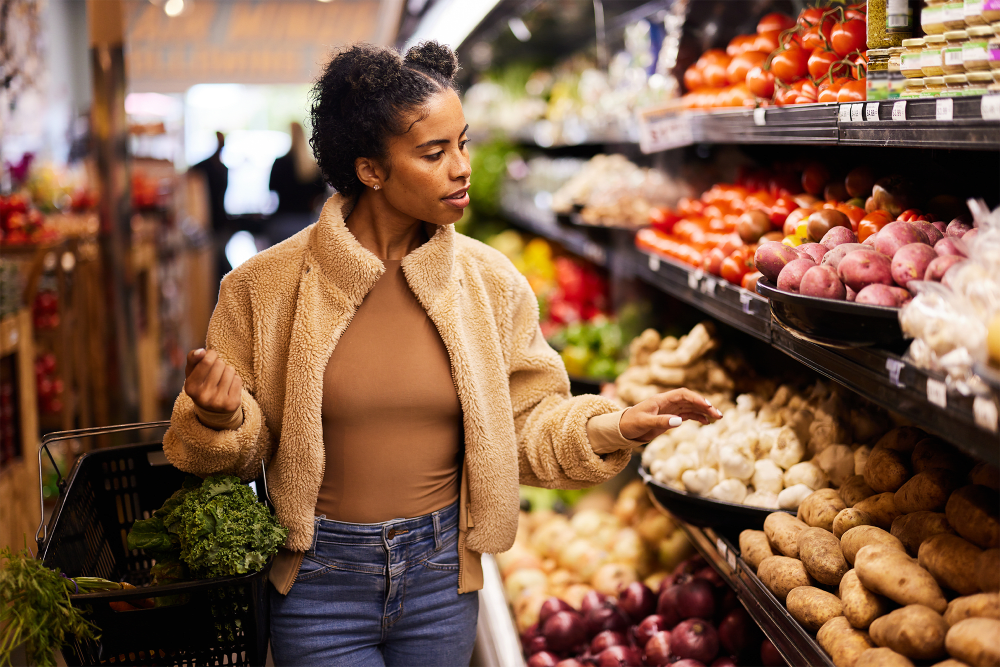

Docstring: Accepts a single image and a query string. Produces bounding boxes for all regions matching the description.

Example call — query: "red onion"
[555,660,586,667]
[521,623,540,646]
[542,610,587,654]
[710,658,738,667]
[590,630,627,655]
[539,597,574,627]
[672,660,707,667]
[596,645,643,666]
[584,604,629,637]
[525,635,549,656]
[580,590,610,614]
[671,618,720,664]
[693,566,724,589]
[644,630,673,666]
[717,587,739,620]
[659,570,693,595]
[718,608,753,656]
[528,651,561,667]
[760,638,785,666]
[618,581,656,623]
[676,579,716,621]
[634,614,669,647]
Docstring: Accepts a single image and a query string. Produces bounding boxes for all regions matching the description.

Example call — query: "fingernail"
[195,348,205,355]
[668,416,682,427]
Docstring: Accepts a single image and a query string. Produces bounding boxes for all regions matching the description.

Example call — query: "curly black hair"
[308,41,460,199]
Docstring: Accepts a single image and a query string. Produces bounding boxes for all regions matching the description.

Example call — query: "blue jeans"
[269,501,479,666]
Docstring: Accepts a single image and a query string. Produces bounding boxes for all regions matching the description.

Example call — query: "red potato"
[891,244,938,289]
[862,233,877,247]
[875,222,927,258]
[838,248,893,292]
[800,265,847,300]
[823,243,867,270]
[777,257,818,294]
[856,284,910,307]
[755,242,802,283]
[924,255,965,282]
[847,286,857,302]
[931,220,947,235]
[821,226,859,250]
[947,218,973,238]
[910,220,944,246]
[935,237,968,257]
[798,243,829,264]
[963,228,979,244]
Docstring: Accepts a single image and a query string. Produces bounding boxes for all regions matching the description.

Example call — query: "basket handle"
[35,421,171,551]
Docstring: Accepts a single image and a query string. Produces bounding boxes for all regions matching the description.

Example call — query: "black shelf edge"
[839,97,1000,149]
[499,193,609,267]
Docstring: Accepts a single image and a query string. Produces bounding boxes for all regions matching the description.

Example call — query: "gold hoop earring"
[373,185,380,191]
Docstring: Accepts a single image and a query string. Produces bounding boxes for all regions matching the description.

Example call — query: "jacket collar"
[307,194,457,309]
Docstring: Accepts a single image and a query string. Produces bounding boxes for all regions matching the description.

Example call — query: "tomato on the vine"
[727,51,768,86]
[808,48,845,80]
[831,19,866,56]
[683,65,704,92]
[817,81,842,103]
[745,65,776,98]
[727,34,755,57]
[836,79,866,102]
[754,31,781,53]
[775,85,799,106]
[649,207,681,233]
[845,5,867,21]
[758,12,795,33]
[799,6,828,27]
[771,44,809,83]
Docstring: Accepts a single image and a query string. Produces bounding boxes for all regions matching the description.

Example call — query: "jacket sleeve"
[507,273,632,489]
[161,274,273,482]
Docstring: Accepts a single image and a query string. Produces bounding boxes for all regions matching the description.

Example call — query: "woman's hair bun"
[342,44,403,97]
[404,41,459,82]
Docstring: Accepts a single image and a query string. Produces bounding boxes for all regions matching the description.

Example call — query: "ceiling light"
[163,0,184,17]
[508,17,531,42]
[404,0,502,51]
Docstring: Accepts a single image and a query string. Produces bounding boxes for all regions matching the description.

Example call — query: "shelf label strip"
[973,396,999,433]
[892,100,907,121]
[850,103,864,122]
[839,104,852,123]
[885,358,905,388]
[865,102,880,121]
[982,95,1000,121]
[926,378,947,408]
[936,98,954,122]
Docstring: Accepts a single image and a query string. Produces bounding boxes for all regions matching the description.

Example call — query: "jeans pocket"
[295,554,334,583]
[420,532,460,571]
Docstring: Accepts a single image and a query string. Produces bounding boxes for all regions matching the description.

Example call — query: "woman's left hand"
[618,388,723,443]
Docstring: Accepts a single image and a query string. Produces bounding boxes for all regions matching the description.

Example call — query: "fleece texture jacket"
[162,194,632,594]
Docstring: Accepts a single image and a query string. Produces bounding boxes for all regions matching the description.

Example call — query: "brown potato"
[739,529,774,572]
[855,647,914,667]
[918,534,983,595]
[875,426,927,454]
[944,593,1000,626]
[855,544,948,613]
[869,604,948,660]
[764,512,810,559]
[758,555,814,602]
[840,475,877,508]
[891,511,955,555]
[799,526,850,585]
[865,448,912,493]
[946,486,1000,549]
[945,618,1000,667]
[835,508,877,539]
[841,568,891,630]
[911,438,972,475]
[841,525,906,565]
[968,462,999,492]
[800,488,848,532]
[895,468,964,514]
[818,615,876,667]
[977,549,999,592]
[787,585,844,631]
[854,492,902,531]
[930,660,974,667]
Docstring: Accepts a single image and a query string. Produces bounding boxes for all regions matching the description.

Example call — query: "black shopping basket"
[35,422,273,666]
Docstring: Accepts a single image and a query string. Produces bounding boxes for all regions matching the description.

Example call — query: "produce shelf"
[839,96,1000,149]
[500,191,609,267]
[697,103,841,146]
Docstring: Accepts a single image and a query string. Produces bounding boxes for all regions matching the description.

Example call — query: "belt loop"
[432,510,442,551]
[311,515,325,553]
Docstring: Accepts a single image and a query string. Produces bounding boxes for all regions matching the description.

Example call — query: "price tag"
[687,269,701,290]
[701,276,717,295]
[885,358,905,388]
[936,97,954,121]
[638,113,693,154]
[981,95,1000,121]
[839,104,852,122]
[753,107,767,126]
[716,537,727,560]
[973,396,999,433]
[866,102,880,121]
[740,290,753,314]
[648,254,661,272]
[892,100,907,121]
[926,378,947,408]
[850,103,864,122]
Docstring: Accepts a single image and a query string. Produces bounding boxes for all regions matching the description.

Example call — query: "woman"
[164,41,721,666]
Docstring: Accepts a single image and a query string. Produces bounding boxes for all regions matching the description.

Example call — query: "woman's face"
[375,89,472,226]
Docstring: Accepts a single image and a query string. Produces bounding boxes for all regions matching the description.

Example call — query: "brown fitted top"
[314,259,462,523]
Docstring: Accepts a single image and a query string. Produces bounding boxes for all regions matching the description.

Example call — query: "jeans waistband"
[311,501,459,550]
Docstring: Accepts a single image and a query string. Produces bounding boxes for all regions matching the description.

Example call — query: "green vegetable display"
[128,475,287,579]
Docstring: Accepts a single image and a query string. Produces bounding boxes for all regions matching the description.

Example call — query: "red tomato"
[720,247,755,285]
[727,34,755,57]
[769,197,794,226]
[836,204,866,231]
[783,207,813,236]
[817,82,842,102]
[758,12,795,33]
[683,65,704,92]
[808,48,844,80]
[771,45,809,83]
[769,172,802,198]
[836,79,866,102]
[753,31,780,54]
[775,85,799,106]
[798,6,828,27]
[801,162,830,196]
[845,6,866,20]
[858,211,892,241]
[727,51,768,86]
[745,65,776,98]
[794,78,818,98]
[741,270,764,292]
[703,58,732,88]
[897,209,930,222]
[718,233,744,256]
[697,49,730,68]
[702,247,727,276]
[831,19,866,57]
[649,207,681,233]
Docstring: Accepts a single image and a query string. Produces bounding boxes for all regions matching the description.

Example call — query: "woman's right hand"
[184,348,243,414]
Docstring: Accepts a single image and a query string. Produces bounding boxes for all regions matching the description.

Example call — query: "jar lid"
[906,78,926,86]
[925,76,947,84]
[943,30,969,39]
[867,49,890,57]
[967,71,994,81]
[888,47,906,54]
[968,26,994,36]
[925,34,947,43]
[943,74,968,83]
[902,38,926,47]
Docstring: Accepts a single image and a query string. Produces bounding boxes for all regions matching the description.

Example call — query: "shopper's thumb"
[185,348,207,377]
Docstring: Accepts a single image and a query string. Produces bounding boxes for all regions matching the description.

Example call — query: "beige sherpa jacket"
[162,195,632,594]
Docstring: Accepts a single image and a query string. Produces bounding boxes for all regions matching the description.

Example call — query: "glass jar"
[902,77,927,96]
[967,70,994,91]
[922,75,948,94]
[964,26,994,68]
[870,0,914,46]
[923,0,948,32]
[944,0,970,27]
[888,47,908,96]
[923,34,948,75]
[902,38,927,76]
[967,0,987,24]
[943,73,969,93]
[867,49,892,99]
[990,23,1000,68]
[985,1,1000,21]
[942,30,968,72]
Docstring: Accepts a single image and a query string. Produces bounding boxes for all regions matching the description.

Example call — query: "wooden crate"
[0,309,41,553]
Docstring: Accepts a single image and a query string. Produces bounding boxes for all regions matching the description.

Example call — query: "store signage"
[982,95,1000,121]
[124,0,388,90]
[637,111,693,154]
[892,101,907,121]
